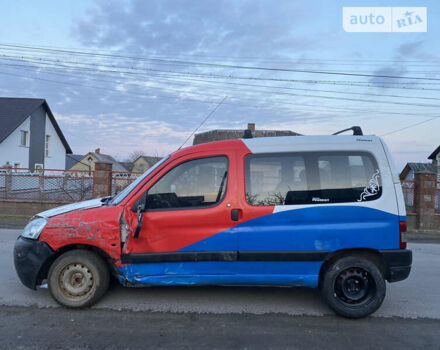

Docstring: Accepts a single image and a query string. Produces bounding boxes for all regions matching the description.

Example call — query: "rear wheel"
[320,256,385,318]
[48,250,110,308]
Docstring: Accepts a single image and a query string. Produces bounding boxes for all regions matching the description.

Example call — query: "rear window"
[245,152,381,206]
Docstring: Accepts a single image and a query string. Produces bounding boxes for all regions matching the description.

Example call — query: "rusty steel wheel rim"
[58,262,94,299]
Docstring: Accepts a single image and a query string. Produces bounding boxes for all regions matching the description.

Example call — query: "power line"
[3,53,437,116]
[2,65,440,118]
[3,55,440,92]
[3,61,438,138]
[2,54,440,106]
[1,42,439,65]
[3,43,439,139]
[2,48,439,73]
[4,60,440,110]
[2,64,439,109]
[381,116,440,136]
[178,96,227,150]
[4,60,440,102]
[0,43,439,81]
[0,69,224,104]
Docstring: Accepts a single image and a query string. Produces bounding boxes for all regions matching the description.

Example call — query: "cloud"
[369,65,408,88]
[397,40,425,58]
[56,112,194,156]
[369,39,439,88]
[72,0,314,57]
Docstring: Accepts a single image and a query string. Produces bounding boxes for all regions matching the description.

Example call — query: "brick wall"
[0,199,64,227]
[93,162,112,198]
[407,172,440,232]
[193,129,298,145]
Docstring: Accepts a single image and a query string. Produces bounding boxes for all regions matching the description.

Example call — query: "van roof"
[175,134,380,157]
[243,134,379,147]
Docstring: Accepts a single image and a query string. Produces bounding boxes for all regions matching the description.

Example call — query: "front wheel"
[48,250,110,308]
[320,256,386,318]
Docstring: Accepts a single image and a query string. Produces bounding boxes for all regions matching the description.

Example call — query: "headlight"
[21,218,48,240]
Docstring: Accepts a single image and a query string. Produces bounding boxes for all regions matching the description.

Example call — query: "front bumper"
[379,249,412,283]
[14,236,55,290]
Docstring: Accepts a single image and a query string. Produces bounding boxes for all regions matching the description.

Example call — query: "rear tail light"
[400,221,407,249]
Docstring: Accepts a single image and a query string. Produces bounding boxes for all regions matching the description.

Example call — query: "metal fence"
[401,180,415,211]
[111,171,142,196]
[0,168,95,202]
[0,168,141,203]
[401,180,440,213]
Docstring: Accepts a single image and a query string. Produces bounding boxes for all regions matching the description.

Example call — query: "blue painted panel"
[118,261,321,288]
[180,206,400,253]
[236,261,321,275]
[118,270,318,288]
[118,206,399,288]
[242,206,399,251]
[179,229,237,251]
[119,261,236,277]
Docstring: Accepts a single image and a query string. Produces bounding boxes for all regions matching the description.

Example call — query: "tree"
[125,149,162,163]
[125,150,146,163]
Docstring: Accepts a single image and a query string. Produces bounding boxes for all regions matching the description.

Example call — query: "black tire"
[320,256,386,319]
[48,250,110,308]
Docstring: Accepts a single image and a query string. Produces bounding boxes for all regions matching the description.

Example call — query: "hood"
[36,198,105,218]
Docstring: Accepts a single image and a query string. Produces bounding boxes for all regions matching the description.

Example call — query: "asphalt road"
[1,228,440,349]
[1,306,439,350]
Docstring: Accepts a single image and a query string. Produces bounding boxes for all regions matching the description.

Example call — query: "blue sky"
[0,0,439,169]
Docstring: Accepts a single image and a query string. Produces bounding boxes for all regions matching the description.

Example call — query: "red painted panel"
[122,139,273,254]
[40,205,123,263]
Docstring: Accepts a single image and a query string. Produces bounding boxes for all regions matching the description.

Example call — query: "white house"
[0,98,72,170]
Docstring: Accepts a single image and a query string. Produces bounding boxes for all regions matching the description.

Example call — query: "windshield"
[110,155,170,205]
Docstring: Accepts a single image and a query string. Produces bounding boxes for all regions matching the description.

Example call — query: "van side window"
[316,153,380,203]
[146,156,228,210]
[245,154,306,205]
[245,152,381,206]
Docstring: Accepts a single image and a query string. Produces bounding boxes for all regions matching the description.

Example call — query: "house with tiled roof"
[400,146,440,181]
[65,154,84,170]
[0,97,72,170]
[399,145,440,231]
[131,156,162,173]
[68,148,127,173]
[428,146,440,166]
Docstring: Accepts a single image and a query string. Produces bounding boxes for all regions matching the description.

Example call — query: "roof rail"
[332,126,363,136]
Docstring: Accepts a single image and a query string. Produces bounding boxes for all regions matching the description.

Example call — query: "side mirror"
[137,203,145,214]
[133,204,145,239]
[131,193,147,212]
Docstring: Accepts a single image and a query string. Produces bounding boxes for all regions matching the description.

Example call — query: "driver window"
[145,156,228,210]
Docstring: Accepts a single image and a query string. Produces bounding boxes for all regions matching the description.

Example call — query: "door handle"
[231,209,241,221]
